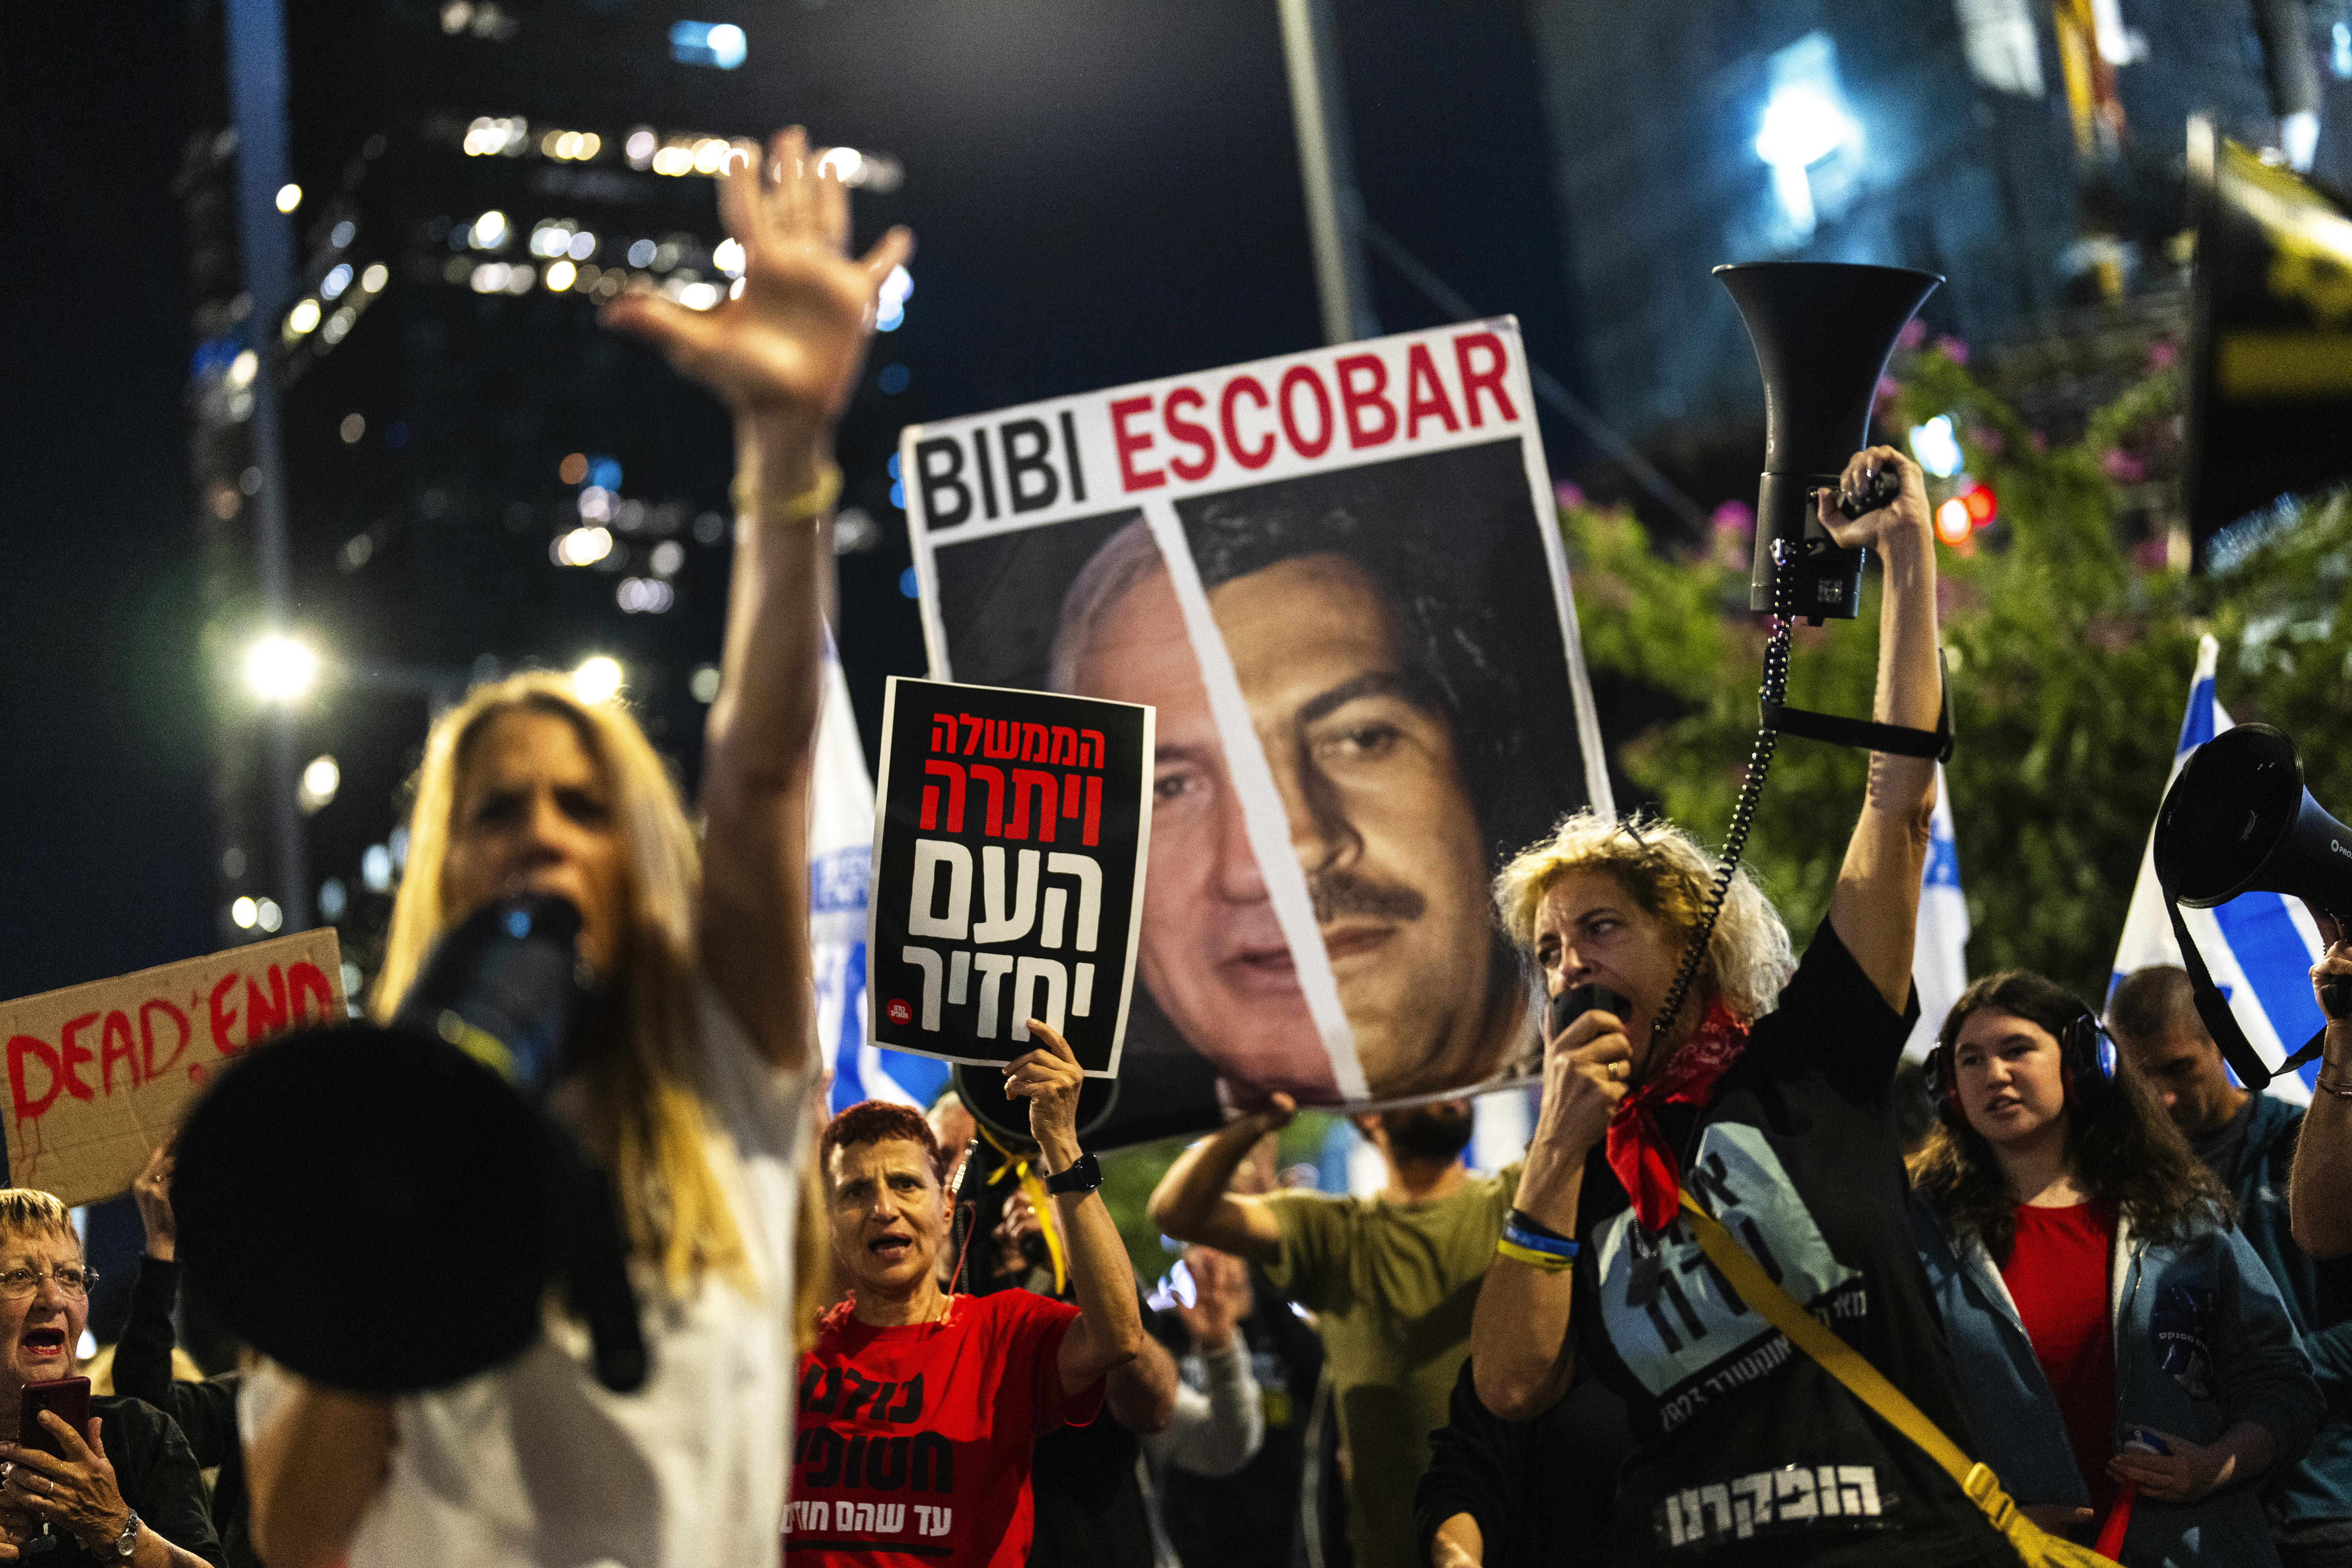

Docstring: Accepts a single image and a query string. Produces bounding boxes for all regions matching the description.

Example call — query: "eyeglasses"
[0,1266,96,1299]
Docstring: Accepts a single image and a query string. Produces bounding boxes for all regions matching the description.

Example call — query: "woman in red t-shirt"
[789,1024,1145,1568]
[1909,971,2320,1566]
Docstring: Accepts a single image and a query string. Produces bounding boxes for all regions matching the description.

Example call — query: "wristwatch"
[1042,1152,1102,1195]
[111,1509,140,1560]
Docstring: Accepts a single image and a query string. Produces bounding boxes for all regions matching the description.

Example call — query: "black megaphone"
[2152,723,2352,1087]
[1715,261,1943,621]
[2182,115,2352,556]
[173,894,648,1394]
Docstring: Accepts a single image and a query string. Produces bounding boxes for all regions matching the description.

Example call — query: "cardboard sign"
[868,678,1152,1077]
[901,318,1610,1117]
[0,930,346,1206]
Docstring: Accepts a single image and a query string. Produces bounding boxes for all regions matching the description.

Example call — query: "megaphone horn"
[2153,724,2352,916]
[1715,261,1942,621]
[2151,723,2352,1090]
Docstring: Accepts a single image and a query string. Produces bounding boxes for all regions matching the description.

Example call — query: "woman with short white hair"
[0,1188,220,1567]
[1470,449,2022,1564]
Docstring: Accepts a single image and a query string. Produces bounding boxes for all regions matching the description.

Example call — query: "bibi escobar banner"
[867,677,1152,1076]
[900,318,1611,1119]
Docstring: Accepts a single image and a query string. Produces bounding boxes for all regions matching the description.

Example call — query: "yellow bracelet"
[729,463,843,524]
[1495,1237,1575,1272]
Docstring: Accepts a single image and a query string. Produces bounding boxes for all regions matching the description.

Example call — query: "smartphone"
[20,1376,89,1461]
[1548,984,1631,1042]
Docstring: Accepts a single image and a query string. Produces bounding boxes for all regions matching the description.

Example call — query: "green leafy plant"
[1565,343,2348,1002]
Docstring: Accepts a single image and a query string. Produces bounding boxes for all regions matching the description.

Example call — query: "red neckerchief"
[1606,999,1751,1234]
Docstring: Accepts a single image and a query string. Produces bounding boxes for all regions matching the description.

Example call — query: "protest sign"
[902,318,1610,1121]
[868,677,1152,1077]
[0,930,346,1206]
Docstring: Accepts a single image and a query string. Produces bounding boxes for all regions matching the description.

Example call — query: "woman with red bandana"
[1469,448,2016,1565]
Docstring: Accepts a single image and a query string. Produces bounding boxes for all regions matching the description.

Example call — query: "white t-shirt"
[243,980,815,1568]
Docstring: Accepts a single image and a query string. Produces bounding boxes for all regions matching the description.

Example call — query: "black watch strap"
[1042,1152,1102,1195]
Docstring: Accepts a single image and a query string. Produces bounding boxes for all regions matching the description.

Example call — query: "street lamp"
[245,633,319,702]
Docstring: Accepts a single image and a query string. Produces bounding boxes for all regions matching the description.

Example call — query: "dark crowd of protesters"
[9,121,2349,1568]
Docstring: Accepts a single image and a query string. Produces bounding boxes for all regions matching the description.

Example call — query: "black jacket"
[114,1257,250,1568]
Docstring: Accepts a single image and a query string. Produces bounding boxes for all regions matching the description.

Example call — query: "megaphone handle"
[564,1160,650,1394]
[1833,465,1903,520]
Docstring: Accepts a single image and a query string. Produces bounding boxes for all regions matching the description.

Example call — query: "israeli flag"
[2109,635,2323,1102]
[809,643,951,1116]
[1904,764,1971,1062]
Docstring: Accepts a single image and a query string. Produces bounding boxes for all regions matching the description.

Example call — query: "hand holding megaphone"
[2306,906,2352,1021]
[1813,447,1929,552]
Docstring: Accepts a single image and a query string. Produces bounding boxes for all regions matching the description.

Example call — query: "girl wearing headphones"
[1909,970,2321,1566]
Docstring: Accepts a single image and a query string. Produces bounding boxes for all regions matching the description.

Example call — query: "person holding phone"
[1909,971,2321,1566]
[240,126,911,1568]
[0,1189,220,1567]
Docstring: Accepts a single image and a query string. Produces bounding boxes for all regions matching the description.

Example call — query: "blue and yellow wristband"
[1496,1209,1579,1273]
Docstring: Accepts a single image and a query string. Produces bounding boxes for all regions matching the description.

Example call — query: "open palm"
[601,125,913,423]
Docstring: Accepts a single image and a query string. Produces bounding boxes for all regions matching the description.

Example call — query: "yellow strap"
[1671,1190,2125,1567]
[978,1125,1068,1295]
[1675,1190,1974,1484]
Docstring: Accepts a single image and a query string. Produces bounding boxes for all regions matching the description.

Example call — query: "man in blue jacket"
[2112,965,2352,1568]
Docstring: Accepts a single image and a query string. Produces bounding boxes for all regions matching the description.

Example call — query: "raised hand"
[132,1140,175,1262]
[601,126,913,434]
[1004,1022,1086,1168]
[1173,1247,1252,1352]
[1815,445,1931,554]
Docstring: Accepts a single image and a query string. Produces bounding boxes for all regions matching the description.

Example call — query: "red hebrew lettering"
[140,999,190,1082]
[1454,331,1518,426]
[1020,723,1050,762]
[7,1037,58,1124]
[921,760,967,832]
[1405,344,1461,437]
[959,715,982,756]
[982,719,1020,760]
[100,1010,139,1094]
[1080,730,1107,769]
[1063,773,1081,817]
[1083,774,1103,847]
[931,713,956,752]
[1335,354,1397,448]
[1279,365,1334,458]
[209,973,241,1054]
[57,1014,96,1102]
[289,962,335,1023]
[245,965,290,1045]
[967,765,1005,836]
[1009,769,1058,842]
[1163,387,1216,482]
[1049,726,1080,766]
[1220,377,1276,470]
[1110,396,1165,490]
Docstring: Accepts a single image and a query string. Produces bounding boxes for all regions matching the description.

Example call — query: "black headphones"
[1926,1003,2117,1130]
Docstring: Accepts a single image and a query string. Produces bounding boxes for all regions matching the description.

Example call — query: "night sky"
[0,0,1584,1007]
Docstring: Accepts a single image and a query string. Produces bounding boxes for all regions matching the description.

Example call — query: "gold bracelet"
[730,463,843,524]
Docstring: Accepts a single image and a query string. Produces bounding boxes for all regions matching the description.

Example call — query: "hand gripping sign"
[0,929,345,1206]
[900,318,1611,1118]
[869,678,1152,1076]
